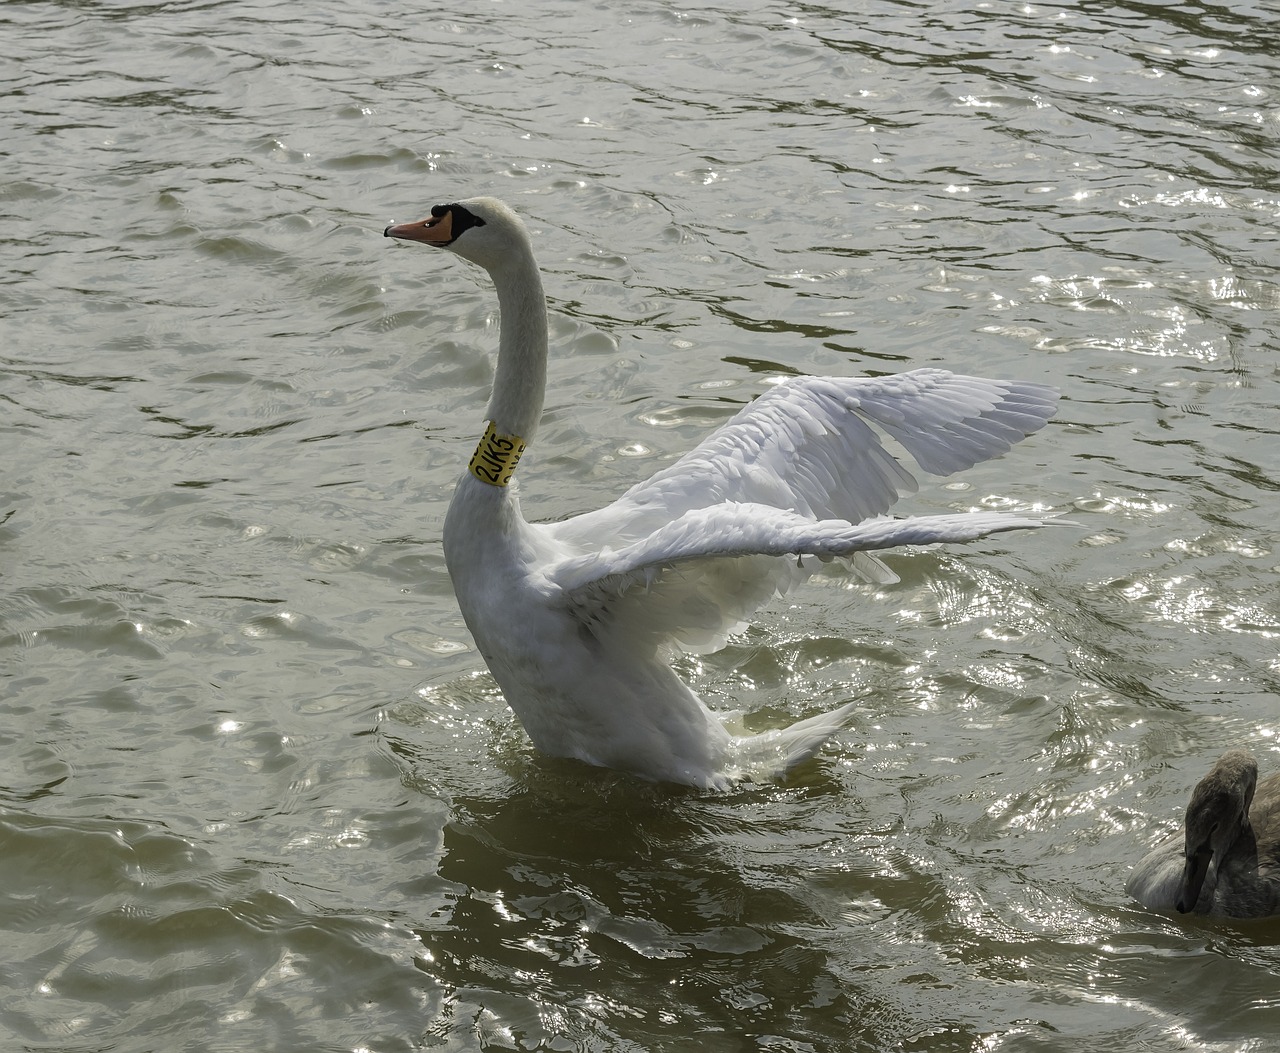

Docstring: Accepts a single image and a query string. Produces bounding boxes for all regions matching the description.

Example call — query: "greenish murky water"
[5,1,1280,1049]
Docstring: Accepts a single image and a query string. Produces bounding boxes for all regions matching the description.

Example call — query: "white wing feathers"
[546,504,1047,653]
[843,371,1058,476]
[550,505,1048,597]
[549,370,1057,545]
[538,369,1057,654]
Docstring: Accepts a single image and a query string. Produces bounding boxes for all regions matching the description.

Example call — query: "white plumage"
[385,197,1058,788]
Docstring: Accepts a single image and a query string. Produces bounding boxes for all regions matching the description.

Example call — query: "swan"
[1127,749,1280,918]
[383,197,1058,789]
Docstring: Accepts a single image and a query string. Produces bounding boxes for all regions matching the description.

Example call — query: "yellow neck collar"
[467,421,526,487]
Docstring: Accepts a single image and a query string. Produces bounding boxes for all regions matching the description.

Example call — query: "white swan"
[384,197,1058,789]
[1127,750,1280,918]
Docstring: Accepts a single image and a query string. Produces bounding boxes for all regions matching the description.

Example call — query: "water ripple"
[5,0,1280,1048]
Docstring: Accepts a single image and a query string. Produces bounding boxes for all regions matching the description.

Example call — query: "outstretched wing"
[539,368,1058,654]
[542,503,1049,654]
[546,369,1058,547]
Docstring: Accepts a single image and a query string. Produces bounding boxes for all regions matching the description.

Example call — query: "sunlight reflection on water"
[4,0,1280,1049]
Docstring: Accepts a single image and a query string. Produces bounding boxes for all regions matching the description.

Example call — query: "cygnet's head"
[1175,749,1258,912]
[383,197,529,271]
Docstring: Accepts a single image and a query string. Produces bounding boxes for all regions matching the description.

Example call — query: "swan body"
[1128,750,1280,918]
[384,197,1059,788]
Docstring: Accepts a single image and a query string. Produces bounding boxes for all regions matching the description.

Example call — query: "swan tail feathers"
[722,699,860,782]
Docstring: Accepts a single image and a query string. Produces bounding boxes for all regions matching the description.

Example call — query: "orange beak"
[383,210,455,245]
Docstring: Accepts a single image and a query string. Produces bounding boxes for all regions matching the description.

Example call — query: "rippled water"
[5,0,1280,1049]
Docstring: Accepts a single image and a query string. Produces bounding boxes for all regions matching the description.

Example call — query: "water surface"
[5,0,1280,1050]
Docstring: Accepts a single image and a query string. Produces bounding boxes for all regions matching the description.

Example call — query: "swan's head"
[1175,749,1258,912]
[383,197,529,271]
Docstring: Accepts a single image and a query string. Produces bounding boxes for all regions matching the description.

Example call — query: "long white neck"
[483,243,547,444]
